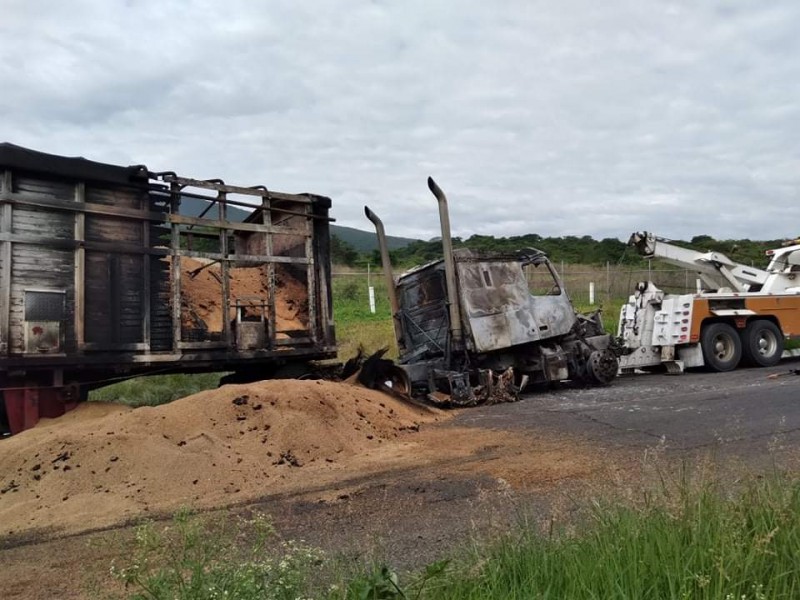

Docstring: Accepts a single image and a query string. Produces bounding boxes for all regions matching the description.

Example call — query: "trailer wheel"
[701,322,741,372]
[741,319,783,368]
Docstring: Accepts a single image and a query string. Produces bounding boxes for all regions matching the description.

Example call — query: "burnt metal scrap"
[767,369,800,379]
[364,177,619,407]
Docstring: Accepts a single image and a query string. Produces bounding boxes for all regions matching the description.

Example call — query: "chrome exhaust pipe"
[427,177,463,346]
[364,206,404,352]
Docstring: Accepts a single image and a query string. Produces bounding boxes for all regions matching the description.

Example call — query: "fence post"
[367,262,376,313]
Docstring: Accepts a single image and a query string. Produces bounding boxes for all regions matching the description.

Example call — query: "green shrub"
[110,509,322,600]
[338,279,362,302]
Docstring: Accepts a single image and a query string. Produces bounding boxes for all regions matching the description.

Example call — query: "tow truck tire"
[741,319,783,368]
[701,322,741,372]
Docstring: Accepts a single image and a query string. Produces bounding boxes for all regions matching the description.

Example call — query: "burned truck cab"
[455,249,576,350]
[366,178,618,406]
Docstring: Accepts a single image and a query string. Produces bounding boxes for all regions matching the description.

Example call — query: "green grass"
[573,298,626,334]
[331,276,393,324]
[107,509,323,600]
[108,474,800,600]
[332,276,397,360]
[336,473,800,600]
[336,318,398,361]
[409,477,800,599]
[89,373,225,407]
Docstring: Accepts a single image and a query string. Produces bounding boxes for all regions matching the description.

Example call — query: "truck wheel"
[701,323,741,372]
[586,349,619,384]
[741,320,783,368]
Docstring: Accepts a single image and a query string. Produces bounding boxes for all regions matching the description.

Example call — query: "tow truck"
[618,232,800,373]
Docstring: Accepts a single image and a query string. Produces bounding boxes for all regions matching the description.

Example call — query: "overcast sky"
[2,1,799,243]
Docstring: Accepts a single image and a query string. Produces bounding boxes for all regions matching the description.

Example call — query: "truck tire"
[586,349,619,384]
[701,322,741,372]
[740,319,783,368]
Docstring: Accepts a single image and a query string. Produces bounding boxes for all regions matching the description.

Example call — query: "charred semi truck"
[364,178,618,405]
[0,144,336,434]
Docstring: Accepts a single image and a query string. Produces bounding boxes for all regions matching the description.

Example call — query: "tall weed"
[110,509,322,600]
[403,473,800,600]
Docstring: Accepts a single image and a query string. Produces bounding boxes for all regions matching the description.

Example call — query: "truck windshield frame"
[526,260,562,297]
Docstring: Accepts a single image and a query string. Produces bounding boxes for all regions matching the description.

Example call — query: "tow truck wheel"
[701,322,741,372]
[741,319,783,368]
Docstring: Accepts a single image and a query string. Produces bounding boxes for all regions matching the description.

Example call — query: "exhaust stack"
[364,206,404,352]
[427,177,463,346]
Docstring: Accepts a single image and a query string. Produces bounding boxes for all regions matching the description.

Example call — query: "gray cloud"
[1,0,799,244]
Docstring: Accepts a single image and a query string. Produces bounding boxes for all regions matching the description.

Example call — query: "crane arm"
[628,232,770,292]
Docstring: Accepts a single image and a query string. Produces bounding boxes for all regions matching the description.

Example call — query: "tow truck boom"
[629,232,800,294]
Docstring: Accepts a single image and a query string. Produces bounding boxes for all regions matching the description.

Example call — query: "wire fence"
[552,263,701,306]
[332,263,702,315]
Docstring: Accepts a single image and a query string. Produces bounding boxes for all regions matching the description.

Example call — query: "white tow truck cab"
[618,233,800,374]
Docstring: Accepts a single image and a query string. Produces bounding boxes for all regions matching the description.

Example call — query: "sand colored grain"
[179,258,308,333]
[0,380,442,536]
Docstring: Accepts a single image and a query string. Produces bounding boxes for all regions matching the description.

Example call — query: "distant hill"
[330,224,418,252]
[175,196,419,252]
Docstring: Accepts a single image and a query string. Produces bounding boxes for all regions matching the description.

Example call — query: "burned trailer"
[365,178,617,405]
[0,144,336,435]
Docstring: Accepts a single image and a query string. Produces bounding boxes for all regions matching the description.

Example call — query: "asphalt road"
[459,357,800,459]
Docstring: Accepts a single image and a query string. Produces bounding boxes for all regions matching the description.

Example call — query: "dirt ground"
[0,378,632,600]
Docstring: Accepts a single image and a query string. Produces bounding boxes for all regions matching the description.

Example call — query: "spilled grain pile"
[0,380,443,537]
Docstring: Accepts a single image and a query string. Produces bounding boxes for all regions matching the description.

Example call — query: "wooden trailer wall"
[0,146,154,360]
[0,143,336,435]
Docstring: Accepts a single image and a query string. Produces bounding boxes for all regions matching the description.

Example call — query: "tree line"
[332,232,790,269]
